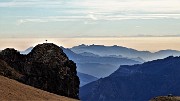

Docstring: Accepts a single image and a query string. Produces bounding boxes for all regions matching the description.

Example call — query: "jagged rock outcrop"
[0,43,80,99]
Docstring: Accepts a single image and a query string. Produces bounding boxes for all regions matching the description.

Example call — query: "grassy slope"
[0,76,78,101]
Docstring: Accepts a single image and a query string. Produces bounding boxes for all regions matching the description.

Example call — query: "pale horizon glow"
[0,0,180,51]
[1,37,180,52]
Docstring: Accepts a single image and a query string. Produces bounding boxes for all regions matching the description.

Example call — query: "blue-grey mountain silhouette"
[80,56,180,101]
[77,72,98,87]
[71,44,180,61]
[62,47,141,78]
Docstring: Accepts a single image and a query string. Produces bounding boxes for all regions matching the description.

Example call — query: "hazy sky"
[0,37,180,52]
[0,0,180,37]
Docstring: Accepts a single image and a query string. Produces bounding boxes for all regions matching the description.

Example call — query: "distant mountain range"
[80,56,180,101]
[20,47,33,54]
[76,63,117,78]
[71,44,180,61]
[20,44,180,80]
[77,72,98,87]
[61,47,141,78]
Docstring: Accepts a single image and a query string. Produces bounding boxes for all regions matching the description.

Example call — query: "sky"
[1,37,180,52]
[0,0,180,37]
[0,0,180,51]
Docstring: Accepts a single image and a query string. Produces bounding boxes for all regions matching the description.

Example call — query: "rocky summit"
[0,43,80,99]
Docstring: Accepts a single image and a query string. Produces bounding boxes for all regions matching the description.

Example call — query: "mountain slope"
[0,76,78,101]
[71,44,180,61]
[20,47,33,54]
[77,72,98,87]
[62,47,140,66]
[77,63,117,78]
[62,47,141,78]
[80,56,180,101]
[0,59,23,81]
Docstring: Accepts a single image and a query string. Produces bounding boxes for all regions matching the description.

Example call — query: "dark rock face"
[0,43,79,99]
[0,59,23,81]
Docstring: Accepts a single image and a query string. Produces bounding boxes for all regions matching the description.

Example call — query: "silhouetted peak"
[27,43,68,63]
[155,49,179,53]
[164,55,175,59]
[112,45,118,47]
[89,44,104,47]
[0,48,20,55]
[79,44,87,47]
[30,43,63,54]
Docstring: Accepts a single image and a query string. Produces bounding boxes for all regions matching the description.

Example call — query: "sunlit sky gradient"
[0,0,180,37]
[0,37,180,52]
[0,0,180,51]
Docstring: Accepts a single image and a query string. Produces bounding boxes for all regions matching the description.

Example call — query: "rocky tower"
[0,43,80,99]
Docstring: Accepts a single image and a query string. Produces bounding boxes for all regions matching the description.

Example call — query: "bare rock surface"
[0,43,79,99]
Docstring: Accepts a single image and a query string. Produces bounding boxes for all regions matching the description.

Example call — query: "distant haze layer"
[0,37,180,52]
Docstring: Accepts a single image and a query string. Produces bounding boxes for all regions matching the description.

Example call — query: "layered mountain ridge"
[71,44,180,61]
[80,56,180,101]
